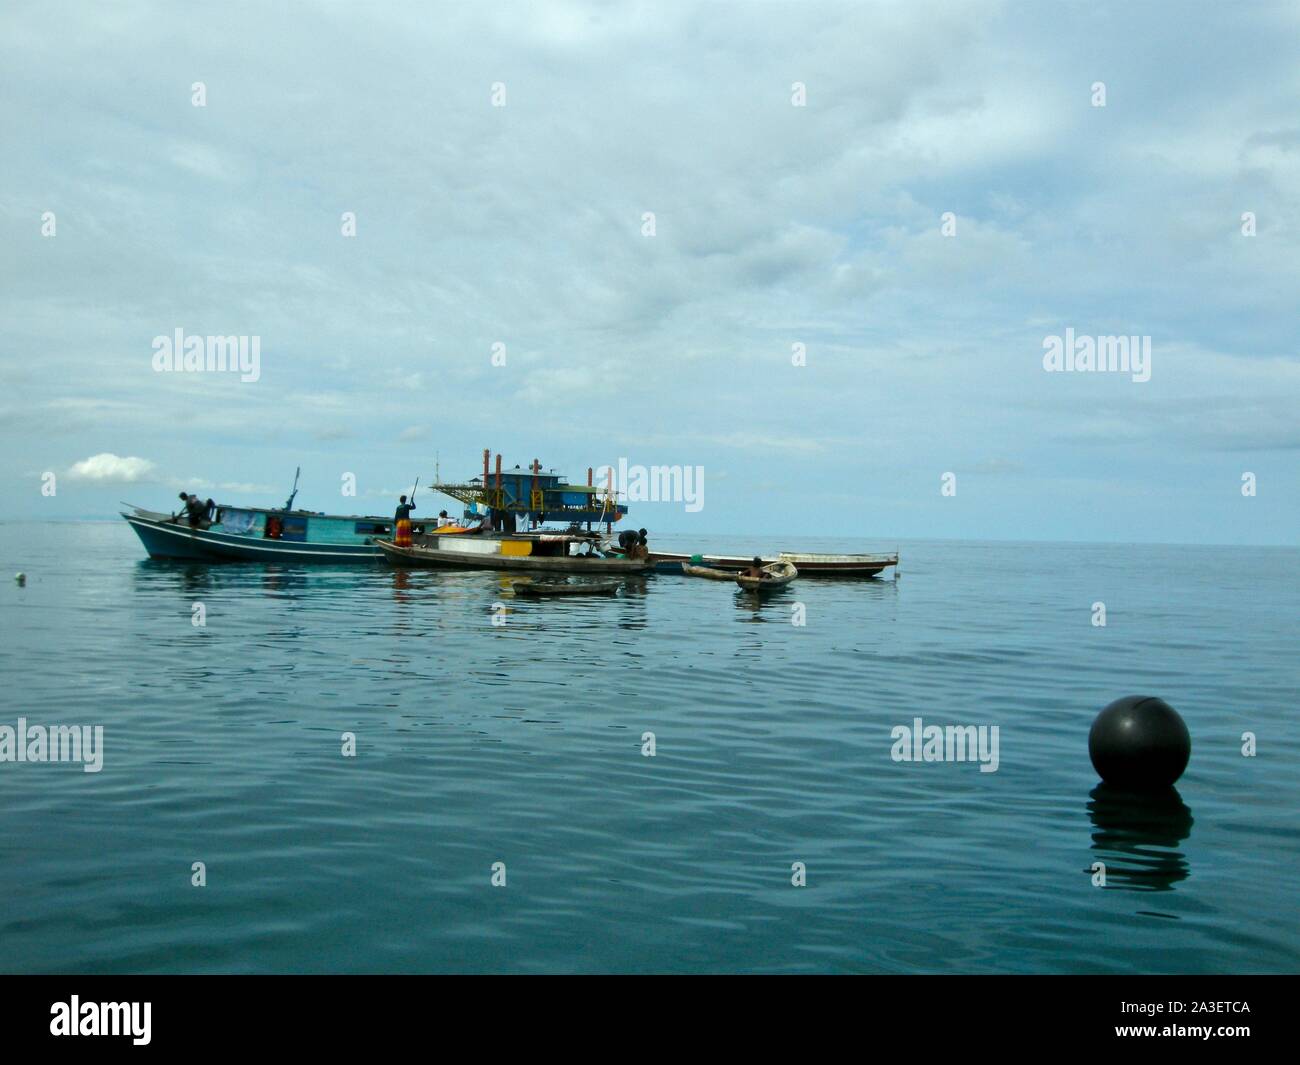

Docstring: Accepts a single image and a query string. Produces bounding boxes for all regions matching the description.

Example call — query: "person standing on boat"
[176,491,208,528]
[394,494,416,547]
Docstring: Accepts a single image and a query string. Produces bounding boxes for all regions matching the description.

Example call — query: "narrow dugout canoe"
[681,563,737,581]
[649,550,896,577]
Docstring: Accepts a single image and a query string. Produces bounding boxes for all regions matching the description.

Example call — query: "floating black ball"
[1088,696,1190,789]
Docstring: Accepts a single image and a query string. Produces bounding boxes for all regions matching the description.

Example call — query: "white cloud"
[65,453,157,483]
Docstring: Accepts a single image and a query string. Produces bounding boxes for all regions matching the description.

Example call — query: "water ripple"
[0,524,1296,972]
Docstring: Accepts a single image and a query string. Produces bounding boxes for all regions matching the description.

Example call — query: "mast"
[283,466,301,512]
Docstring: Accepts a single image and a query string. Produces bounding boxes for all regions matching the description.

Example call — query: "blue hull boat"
[122,505,422,562]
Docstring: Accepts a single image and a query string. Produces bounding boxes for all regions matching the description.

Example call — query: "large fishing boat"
[121,502,419,562]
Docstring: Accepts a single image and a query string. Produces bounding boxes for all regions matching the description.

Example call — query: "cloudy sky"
[2,1,1296,543]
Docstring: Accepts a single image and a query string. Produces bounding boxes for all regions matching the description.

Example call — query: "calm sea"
[0,522,1296,974]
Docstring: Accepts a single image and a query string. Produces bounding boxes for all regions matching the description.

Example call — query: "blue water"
[0,522,1296,973]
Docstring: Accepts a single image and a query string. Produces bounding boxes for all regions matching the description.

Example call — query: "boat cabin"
[215,507,432,545]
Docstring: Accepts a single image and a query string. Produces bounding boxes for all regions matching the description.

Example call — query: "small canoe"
[735,561,798,592]
[681,562,736,581]
[649,550,897,577]
[512,579,621,598]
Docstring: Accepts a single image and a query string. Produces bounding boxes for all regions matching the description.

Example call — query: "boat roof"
[129,502,408,522]
[220,505,399,520]
[468,469,565,482]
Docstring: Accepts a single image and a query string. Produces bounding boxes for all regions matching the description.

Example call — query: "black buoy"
[1088,695,1190,789]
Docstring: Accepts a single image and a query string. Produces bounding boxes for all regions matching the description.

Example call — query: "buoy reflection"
[1087,783,1194,892]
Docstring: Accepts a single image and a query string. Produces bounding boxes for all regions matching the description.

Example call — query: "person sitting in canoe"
[744,557,766,579]
[394,494,416,547]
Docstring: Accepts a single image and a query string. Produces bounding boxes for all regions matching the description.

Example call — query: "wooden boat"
[121,503,447,562]
[735,560,798,591]
[776,552,894,577]
[512,579,622,597]
[378,536,651,574]
[681,562,736,581]
[650,550,897,578]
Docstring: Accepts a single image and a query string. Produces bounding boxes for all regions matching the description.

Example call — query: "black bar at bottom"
[0,974,1284,1051]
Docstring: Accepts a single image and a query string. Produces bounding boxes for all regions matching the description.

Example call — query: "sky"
[2,0,1297,544]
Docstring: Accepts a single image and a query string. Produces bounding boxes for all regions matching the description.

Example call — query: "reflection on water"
[732,577,896,624]
[133,558,372,600]
[620,576,651,599]
[1088,783,1194,893]
[734,584,796,623]
[389,568,413,599]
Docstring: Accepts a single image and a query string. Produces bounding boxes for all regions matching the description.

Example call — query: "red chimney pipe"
[531,458,540,527]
